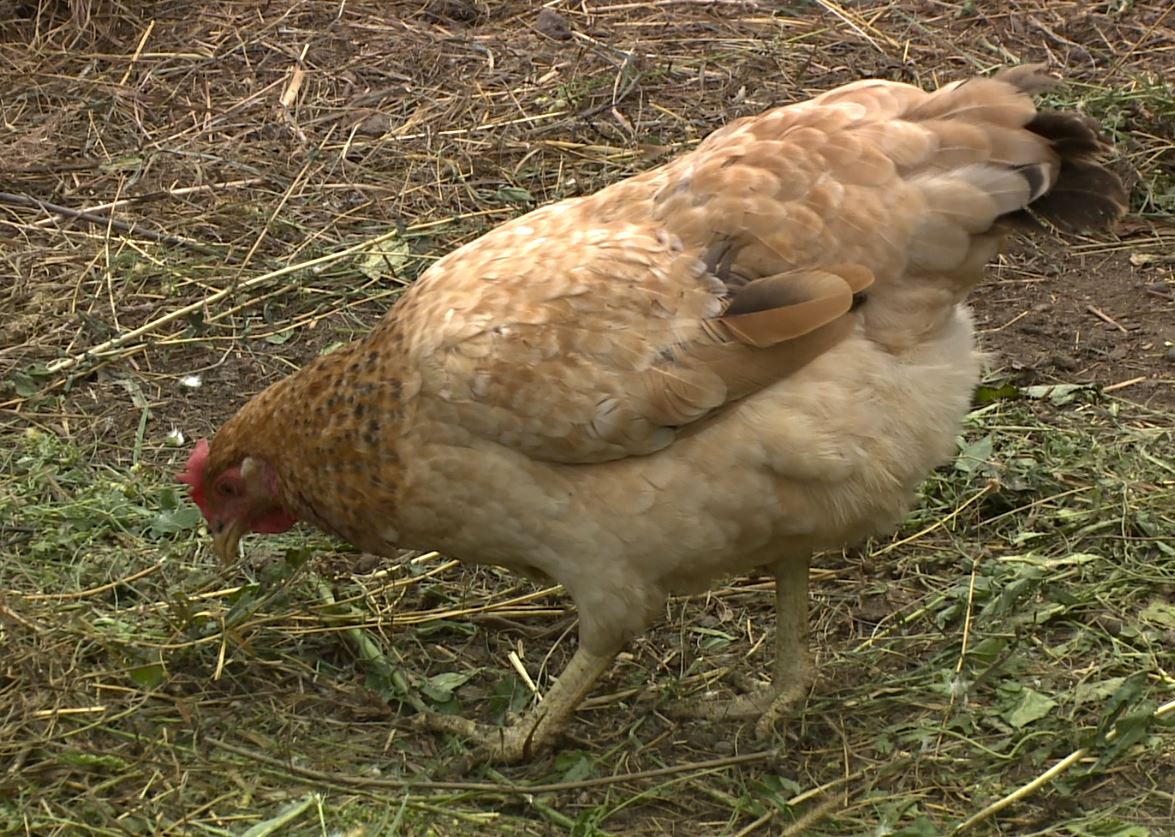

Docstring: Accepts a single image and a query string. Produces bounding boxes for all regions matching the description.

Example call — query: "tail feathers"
[1027,111,1107,158]
[996,65,1128,233]
[993,63,1060,95]
[1027,158,1129,232]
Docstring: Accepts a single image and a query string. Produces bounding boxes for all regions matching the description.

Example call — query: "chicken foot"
[418,642,621,764]
[669,554,814,737]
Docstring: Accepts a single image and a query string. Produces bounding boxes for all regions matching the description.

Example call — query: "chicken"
[179,65,1126,763]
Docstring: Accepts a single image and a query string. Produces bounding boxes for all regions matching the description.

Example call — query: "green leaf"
[414,619,477,637]
[1096,671,1149,741]
[225,582,261,612]
[13,372,40,398]
[57,751,130,771]
[890,816,940,837]
[496,185,534,205]
[1001,686,1057,729]
[1095,825,1151,837]
[988,568,1042,618]
[365,664,408,703]
[148,505,203,536]
[489,673,532,721]
[973,382,1020,404]
[1073,677,1126,706]
[967,636,1007,665]
[239,794,316,837]
[282,546,313,571]
[690,625,736,650]
[356,236,411,280]
[156,485,181,511]
[1093,707,1156,772]
[129,662,166,688]
[554,750,596,783]
[955,434,994,473]
[421,671,476,702]
[1139,599,1175,628]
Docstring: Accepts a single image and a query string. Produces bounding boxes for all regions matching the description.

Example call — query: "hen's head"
[179,438,298,563]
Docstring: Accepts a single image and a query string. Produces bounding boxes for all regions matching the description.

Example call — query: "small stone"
[423,0,485,23]
[536,8,572,40]
[1166,346,1175,364]
[354,553,381,574]
[356,114,390,136]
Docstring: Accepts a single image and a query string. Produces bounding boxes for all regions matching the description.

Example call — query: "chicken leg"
[419,642,621,764]
[671,554,814,736]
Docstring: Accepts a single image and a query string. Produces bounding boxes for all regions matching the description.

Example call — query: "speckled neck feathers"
[208,333,407,552]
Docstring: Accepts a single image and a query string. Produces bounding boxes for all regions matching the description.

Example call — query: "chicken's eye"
[217,481,238,498]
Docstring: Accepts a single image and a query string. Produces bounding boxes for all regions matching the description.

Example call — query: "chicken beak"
[211,519,247,565]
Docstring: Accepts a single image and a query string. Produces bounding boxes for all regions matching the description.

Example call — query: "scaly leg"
[670,553,814,735]
[418,643,620,764]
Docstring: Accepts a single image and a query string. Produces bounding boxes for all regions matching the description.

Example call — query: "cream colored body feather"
[398,310,980,653]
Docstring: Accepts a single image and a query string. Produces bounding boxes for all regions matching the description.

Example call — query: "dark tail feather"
[996,65,1129,233]
[1027,111,1107,158]
[1029,158,1128,232]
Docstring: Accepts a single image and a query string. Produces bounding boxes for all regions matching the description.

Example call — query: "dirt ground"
[2,2,1173,428]
[972,237,1173,407]
[1,1,1173,835]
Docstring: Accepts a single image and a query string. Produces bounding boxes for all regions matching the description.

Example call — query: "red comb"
[178,438,211,513]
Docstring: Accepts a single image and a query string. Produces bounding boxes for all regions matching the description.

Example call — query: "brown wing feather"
[405,65,1124,465]
[718,267,872,347]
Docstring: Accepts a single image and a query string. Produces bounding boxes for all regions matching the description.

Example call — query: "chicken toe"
[669,555,814,735]
[418,644,620,764]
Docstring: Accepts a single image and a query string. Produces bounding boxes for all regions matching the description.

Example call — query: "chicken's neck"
[216,333,407,553]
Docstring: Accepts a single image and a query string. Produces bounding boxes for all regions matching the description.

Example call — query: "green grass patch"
[2,392,1171,835]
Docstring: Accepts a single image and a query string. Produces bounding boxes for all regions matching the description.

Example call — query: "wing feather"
[400,66,1123,464]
